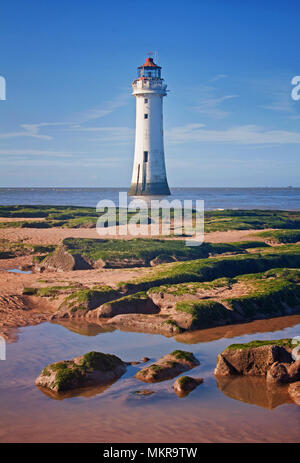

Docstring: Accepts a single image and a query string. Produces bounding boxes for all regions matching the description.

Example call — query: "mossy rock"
[120,244,300,293]
[40,245,92,272]
[136,350,199,383]
[58,286,119,317]
[35,351,126,392]
[96,292,160,318]
[255,229,300,244]
[173,375,203,397]
[214,339,297,377]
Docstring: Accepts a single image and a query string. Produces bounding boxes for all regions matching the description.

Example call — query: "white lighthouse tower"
[129,55,170,196]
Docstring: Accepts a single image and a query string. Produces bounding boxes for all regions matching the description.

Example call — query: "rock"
[126,361,140,366]
[214,354,238,376]
[215,341,293,377]
[20,264,33,272]
[287,360,300,382]
[135,350,199,383]
[289,382,300,406]
[93,258,106,269]
[104,257,147,268]
[133,390,155,396]
[95,294,160,319]
[39,245,92,272]
[57,287,119,319]
[266,360,300,383]
[173,376,203,397]
[266,362,290,383]
[150,255,177,267]
[141,357,150,363]
[35,351,126,392]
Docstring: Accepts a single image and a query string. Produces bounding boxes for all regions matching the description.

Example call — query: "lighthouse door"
[142,163,147,192]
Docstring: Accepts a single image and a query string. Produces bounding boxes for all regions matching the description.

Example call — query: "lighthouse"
[129,55,170,196]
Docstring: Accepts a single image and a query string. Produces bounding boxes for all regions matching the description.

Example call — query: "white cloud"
[0,127,52,140]
[69,126,134,143]
[1,157,124,167]
[73,94,129,124]
[0,93,129,141]
[0,149,83,157]
[0,122,72,140]
[166,123,300,144]
[210,74,228,82]
[261,90,294,113]
[192,85,239,119]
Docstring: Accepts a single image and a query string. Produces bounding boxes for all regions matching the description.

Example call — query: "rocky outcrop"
[53,287,120,319]
[135,350,199,383]
[35,351,126,392]
[37,245,92,272]
[215,341,293,377]
[133,389,155,396]
[101,257,147,268]
[173,376,203,397]
[267,360,300,383]
[214,339,300,388]
[93,293,160,319]
[150,255,177,267]
[99,313,182,336]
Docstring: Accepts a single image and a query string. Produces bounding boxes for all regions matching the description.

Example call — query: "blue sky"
[0,0,300,187]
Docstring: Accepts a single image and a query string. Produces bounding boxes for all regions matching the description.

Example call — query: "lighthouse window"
[143,151,148,162]
[144,98,148,103]
[144,114,148,119]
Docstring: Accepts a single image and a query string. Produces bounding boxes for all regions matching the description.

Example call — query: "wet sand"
[0,224,266,245]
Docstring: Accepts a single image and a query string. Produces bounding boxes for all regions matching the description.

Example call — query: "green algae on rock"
[35,351,126,392]
[254,229,300,244]
[33,237,269,271]
[120,244,300,293]
[173,375,203,397]
[214,338,300,384]
[135,350,199,383]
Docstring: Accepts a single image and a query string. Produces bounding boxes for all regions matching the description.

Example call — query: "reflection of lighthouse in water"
[129,55,170,196]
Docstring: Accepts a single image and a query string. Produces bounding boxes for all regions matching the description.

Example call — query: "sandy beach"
[0,223,265,245]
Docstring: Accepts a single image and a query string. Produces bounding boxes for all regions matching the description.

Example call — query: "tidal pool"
[0,268,32,274]
[1,315,300,443]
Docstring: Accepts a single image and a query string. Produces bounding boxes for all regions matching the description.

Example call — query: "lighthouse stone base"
[129,180,170,196]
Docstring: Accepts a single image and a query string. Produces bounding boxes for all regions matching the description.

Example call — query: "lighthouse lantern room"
[129,54,170,196]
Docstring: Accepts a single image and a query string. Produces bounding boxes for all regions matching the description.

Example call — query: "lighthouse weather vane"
[129,54,170,196]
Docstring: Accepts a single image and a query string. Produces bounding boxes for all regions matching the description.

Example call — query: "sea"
[0,187,299,210]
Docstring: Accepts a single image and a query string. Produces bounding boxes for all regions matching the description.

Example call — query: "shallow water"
[0,268,32,274]
[1,317,300,443]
